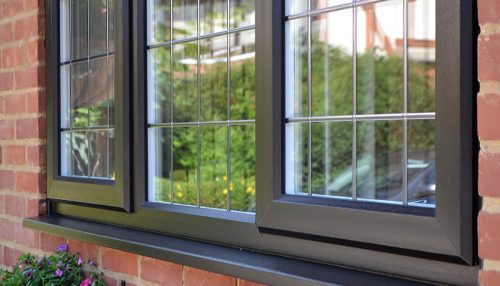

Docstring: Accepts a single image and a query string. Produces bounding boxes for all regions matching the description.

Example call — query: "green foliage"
[0,246,106,286]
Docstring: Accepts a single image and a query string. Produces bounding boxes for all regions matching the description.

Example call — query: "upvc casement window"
[44,0,478,284]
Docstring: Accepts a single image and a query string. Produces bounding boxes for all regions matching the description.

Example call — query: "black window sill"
[26,215,432,286]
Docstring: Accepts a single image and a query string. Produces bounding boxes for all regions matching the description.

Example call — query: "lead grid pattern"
[285,0,435,206]
[147,0,256,211]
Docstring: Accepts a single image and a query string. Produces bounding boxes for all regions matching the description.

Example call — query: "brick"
[4,94,27,115]
[0,96,4,115]
[4,195,26,217]
[15,66,45,89]
[1,0,24,19]
[102,248,138,276]
[0,218,14,240]
[16,117,46,139]
[14,222,39,248]
[183,267,236,286]
[27,145,46,166]
[478,93,500,140]
[140,256,183,286]
[479,212,500,260]
[40,232,66,252]
[0,245,4,265]
[479,1,500,25]
[68,239,100,264]
[25,39,45,63]
[0,23,14,43]
[0,72,14,92]
[1,45,25,68]
[26,198,46,216]
[0,170,15,189]
[238,279,267,286]
[479,34,500,82]
[5,145,26,165]
[0,195,4,214]
[3,246,22,267]
[26,91,46,113]
[25,0,44,11]
[0,120,15,140]
[479,270,500,286]
[103,276,118,286]
[479,152,500,198]
[14,13,44,40]
[16,172,43,193]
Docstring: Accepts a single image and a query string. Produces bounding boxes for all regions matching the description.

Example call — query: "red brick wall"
[478,1,500,286]
[1,0,498,285]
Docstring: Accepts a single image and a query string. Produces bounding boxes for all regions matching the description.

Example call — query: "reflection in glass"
[200,0,227,35]
[148,47,171,124]
[172,127,198,206]
[89,130,109,178]
[356,120,403,202]
[200,36,227,121]
[285,123,309,195]
[88,57,109,126]
[172,42,198,122]
[108,0,115,52]
[312,0,352,10]
[108,129,115,179]
[89,0,108,56]
[107,56,114,126]
[148,128,173,203]
[60,0,71,62]
[61,132,72,176]
[230,125,255,212]
[311,122,352,197]
[285,18,308,118]
[200,126,227,209]
[311,9,353,116]
[71,62,88,128]
[408,120,435,205]
[60,65,71,128]
[230,0,254,29]
[148,0,171,44]
[230,29,255,120]
[408,0,435,113]
[357,0,404,114]
[69,131,89,177]
[285,0,307,16]
[173,0,198,40]
[71,0,88,59]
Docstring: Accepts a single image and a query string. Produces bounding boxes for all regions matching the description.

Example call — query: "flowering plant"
[0,244,106,286]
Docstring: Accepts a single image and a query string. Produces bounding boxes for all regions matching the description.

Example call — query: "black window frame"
[43,0,479,284]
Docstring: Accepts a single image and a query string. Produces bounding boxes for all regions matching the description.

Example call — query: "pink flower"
[77,257,82,266]
[80,278,93,286]
[55,269,63,277]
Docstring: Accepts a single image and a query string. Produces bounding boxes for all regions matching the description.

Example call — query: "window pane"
[312,0,352,11]
[88,57,110,127]
[71,0,88,59]
[148,0,171,44]
[148,47,172,124]
[148,128,173,203]
[200,0,227,35]
[69,131,89,177]
[230,29,255,120]
[285,0,307,16]
[408,0,435,113]
[356,0,404,115]
[61,65,71,128]
[408,120,435,205]
[172,127,198,206]
[89,130,110,178]
[230,124,255,212]
[173,0,198,40]
[311,8,353,116]
[285,18,309,118]
[200,126,227,209]
[200,36,227,121]
[173,42,198,122]
[285,123,309,195]
[356,120,403,202]
[107,55,114,126]
[89,0,108,56]
[230,0,254,29]
[311,122,352,198]
[60,0,71,62]
[71,62,89,128]
[108,0,114,52]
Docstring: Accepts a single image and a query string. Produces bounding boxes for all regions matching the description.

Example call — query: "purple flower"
[57,244,68,252]
[77,257,82,266]
[55,269,64,277]
[88,259,94,266]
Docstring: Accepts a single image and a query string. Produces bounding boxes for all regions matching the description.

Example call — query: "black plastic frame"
[256,0,478,264]
[46,0,131,210]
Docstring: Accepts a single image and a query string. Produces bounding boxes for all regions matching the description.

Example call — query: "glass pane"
[356,0,404,114]
[108,129,115,179]
[107,55,114,125]
[148,47,171,124]
[356,120,403,202]
[71,0,88,59]
[148,128,173,203]
[60,65,71,128]
[172,127,198,206]
[285,123,309,195]
[88,57,109,127]
[312,0,352,10]
[408,120,435,205]
[60,0,71,62]
[285,17,308,118]
[230,29,255,120]
[89,0,108,56]
[108,0,114,52]
[172,42,198,122]
[148,0,171,44]
[311,122,352,198]
[200,36,227,121]
[285,0,307,16]
[230,0,254,29]
[89,130,109,178]
[61,131,72,176]
[71,62,88,128]
[311,9,353,116]
[200,0,227,35]
[200,126,227,209]
[230,124,255,212]
[408,0,435,113]
[70,131,89,177]
[173,0,198,40]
